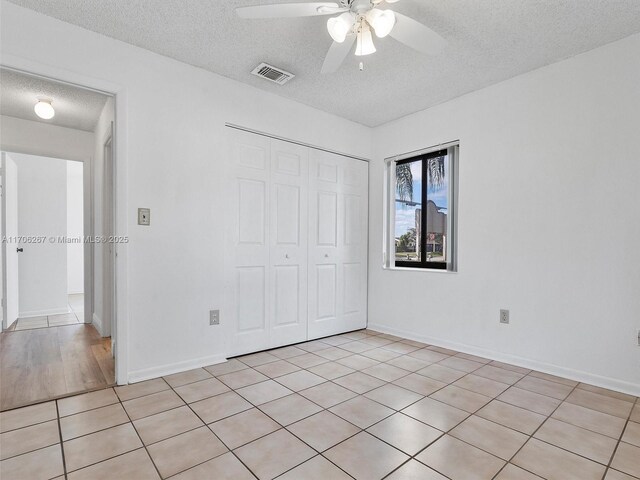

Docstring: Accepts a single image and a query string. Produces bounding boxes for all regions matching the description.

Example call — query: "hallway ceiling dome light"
[34,98,55,119]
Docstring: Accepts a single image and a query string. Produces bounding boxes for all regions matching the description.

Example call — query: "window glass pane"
[426,153,448,264]
[395,160,422,263]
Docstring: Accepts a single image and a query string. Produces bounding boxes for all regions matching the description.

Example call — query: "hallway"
[7,294,85,331]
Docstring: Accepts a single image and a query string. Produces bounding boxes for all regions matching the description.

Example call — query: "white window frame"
[383,141,459,272]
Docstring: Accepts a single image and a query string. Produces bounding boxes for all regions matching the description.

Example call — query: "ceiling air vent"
[251,63,295,85]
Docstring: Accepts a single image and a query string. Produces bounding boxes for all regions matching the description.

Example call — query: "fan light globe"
[34,99,55,120]
[327,12,353,43]
[355,27,376,56]
[368,9,396,38]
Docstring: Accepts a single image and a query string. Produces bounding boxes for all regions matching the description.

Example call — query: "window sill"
[382,265,457,274]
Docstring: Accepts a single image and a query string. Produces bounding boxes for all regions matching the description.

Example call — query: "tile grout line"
[279,338,500,480]
[112,382,168,480]
[162,371,280,479]
[54,400,69,480]
[370,342,529,480]
[56,387,165,477]
[55,409,130,444]
[216,355,365,479]
[488,381,583,480]
[514,393,637,474]
[165,373,272,480]
[355,338,634,479]
[600,395,639,480]
[378,352,508,480]
[216,339,425,479]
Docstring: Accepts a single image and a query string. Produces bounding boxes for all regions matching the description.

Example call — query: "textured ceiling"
[6,0,640,126]
[0,68,109,131]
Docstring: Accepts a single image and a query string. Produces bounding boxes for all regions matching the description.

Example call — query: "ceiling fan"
[236,0,446,74]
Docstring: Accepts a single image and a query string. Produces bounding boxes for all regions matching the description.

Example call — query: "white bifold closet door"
[225,129,367,356]
[308,149,368,338]
[269,139,309,348]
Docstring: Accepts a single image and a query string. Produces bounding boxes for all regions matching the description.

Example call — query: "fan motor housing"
[351,0,373,13]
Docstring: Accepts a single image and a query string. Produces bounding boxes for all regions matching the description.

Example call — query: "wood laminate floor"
[0,323,114,411]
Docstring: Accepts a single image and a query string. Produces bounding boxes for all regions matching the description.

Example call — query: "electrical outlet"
[210,310,220,326]
[500,309,510,324]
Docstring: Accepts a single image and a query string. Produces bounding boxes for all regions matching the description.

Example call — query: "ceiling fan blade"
[236,2,345,19]
[321,35,356,74]
[389,12,446,55]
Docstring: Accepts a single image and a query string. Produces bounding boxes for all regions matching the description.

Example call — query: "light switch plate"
[138,208,150,226]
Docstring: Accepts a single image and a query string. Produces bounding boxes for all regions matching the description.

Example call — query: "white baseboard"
[92,313,112,337]
[128,354,227,384]
[91,312,103,337]
[92,313,104,336]
[20,307,69,318]
[367,322,640,397]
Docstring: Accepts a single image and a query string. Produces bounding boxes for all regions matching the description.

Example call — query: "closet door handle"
[16,248,24,253]
[324,254,329,258]
[285,254,290,259]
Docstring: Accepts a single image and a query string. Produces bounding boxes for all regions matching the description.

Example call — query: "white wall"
[0,116,94,162]
[12,153,68,316]
[0,2,372,381]
[67,161,83,294]
[369,33,640,394]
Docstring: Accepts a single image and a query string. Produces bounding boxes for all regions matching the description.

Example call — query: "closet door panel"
[315,263,337,321]
[343,262,361,315]
[225,130,271,355]
[237,267,266,332]
[317,192,338,247]
[238,179,266,244]
[273,265,299,326]
[269,140,309,347]
[340,159,368,331]
[308,150,368,339]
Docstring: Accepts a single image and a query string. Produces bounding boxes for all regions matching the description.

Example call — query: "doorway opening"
[0,67,117,410]
[1,154,85,331]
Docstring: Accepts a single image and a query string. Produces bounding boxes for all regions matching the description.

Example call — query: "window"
[386,144,457,271]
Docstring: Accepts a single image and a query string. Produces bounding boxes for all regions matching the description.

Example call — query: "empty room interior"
[0,1,638,479]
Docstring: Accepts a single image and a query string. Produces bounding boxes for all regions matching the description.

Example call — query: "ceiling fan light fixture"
[355,26,376,56]
[327,12,354,43]
[367,8,395,38]
[34,98,55,120]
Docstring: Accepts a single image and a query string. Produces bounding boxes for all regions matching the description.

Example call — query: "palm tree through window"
[394,149,448,269]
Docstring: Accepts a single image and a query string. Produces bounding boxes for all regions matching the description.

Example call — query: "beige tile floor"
[0,328,638,480]
[12,294,84,331]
